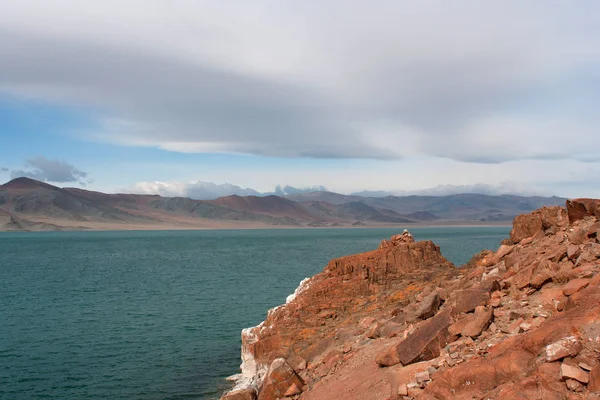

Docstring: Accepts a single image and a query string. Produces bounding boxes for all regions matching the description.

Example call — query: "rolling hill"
[0,177,566,231]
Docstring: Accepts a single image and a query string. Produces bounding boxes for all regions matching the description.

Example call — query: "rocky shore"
[222,199,600,400]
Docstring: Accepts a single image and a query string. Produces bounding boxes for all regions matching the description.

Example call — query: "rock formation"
[223,198,600,400]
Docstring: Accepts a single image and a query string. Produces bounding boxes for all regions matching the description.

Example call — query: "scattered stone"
[589,364,600,392]
[544,336,583,362]
[258,358,305,400]
[566,198,600,223]
[565,379,584,392]
[379,309,454,367]
[579,362,592,371]
[397,383,408,396]
[283,383,302,397]
[415,370,430,384]
[562,278,591,296]
[501,318,524,335]
[561,363,589,384]
[366,323,381,339]
[416,292,441,320]
[222,388,258,400]
[461,306,493,338]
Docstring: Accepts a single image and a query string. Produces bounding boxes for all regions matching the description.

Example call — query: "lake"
[0,227,509,399]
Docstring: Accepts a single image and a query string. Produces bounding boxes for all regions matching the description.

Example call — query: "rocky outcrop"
[223,198,600,400]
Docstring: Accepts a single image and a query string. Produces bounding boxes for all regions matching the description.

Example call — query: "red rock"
[567,198,600,223]
[377,309,454,367]
[375,346,401,367]
[562,278,590,296]
[397,383,408,396]
[538,287,566,310]
[589,364,600,392]
[416,292,441,320]
[283,383,302,397]
[461,306,493,338]
[567,244,581,260]
[510,206,568,244]
[493,244,514,264]
[258,358,304,400]
[544,336,583,362]
[366,323,381,339]
[565,379,583,392]
[221,388,258,400]
[501,318,524,335]
[448,288,491,314]
[560,363,589,383]
[448,315,474,336]
[415,370,430,383]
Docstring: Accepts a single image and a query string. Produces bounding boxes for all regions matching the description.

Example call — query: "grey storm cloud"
[11,156,88,184]
[1,1,600,162]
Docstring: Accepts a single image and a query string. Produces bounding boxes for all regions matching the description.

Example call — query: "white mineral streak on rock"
[286,277,312,304]
[230,277,311,394]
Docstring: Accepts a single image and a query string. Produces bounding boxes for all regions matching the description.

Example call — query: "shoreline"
[0,220,511,233]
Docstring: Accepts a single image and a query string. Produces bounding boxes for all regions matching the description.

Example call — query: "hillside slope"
[223,198,600,400]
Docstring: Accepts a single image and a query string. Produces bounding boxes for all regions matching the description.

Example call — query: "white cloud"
[0,1,599,163]
[10,156,88,184]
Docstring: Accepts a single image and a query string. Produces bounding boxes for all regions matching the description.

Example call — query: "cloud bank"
[130,181,329,200]
[10,156,88,185]
[1,1,599,163]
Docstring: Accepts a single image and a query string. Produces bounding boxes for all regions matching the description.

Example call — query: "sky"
[1,1,600,198]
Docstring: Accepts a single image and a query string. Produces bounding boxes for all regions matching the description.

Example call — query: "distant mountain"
[287,191,565,222]
[0,178,567,231]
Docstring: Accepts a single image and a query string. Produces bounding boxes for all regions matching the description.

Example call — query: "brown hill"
[0,178,423,230]
[224,199,600,400]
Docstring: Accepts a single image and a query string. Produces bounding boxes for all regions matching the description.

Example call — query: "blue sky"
[2,1,600,198]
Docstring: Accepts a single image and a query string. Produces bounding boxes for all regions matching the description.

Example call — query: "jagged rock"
[397,383,408,396]
[567,198,600,223]
[415,370,430,383]
[366,323,381,339]
[560,363,589,383]
[377,309,454,367]
[589,364,600,392]
[492,244,514,264]
[416,292,441,320]
[222,388,258,400]
[375,346,401,367]
[562,278,590,296]
[565,379,584,392]
[544,336,583,362]
[461,306,493,338]
[258,358,304,400]
[510,206,568,244]
[283,383,302,397]
[232,200,600,400]
[448,287,491,314]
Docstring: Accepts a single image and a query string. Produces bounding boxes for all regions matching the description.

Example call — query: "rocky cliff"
[223,199,600,400]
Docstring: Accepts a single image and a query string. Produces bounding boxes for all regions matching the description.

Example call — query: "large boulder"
[509,206,568,244]
[222,388,258,400]
[376,309,455,367]
[567,198,600,223]
[258,358,304,400]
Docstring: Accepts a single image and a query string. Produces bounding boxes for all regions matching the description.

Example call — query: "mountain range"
[0,177,566,231]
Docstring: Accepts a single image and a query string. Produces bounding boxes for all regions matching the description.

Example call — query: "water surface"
[0,227,509,399]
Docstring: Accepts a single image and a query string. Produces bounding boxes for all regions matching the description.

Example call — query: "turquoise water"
[0,227,509,400]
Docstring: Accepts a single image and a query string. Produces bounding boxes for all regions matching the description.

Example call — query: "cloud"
[10,156,88,184]
[402,182,552,197]
[0,2,599,162]
[131,181,261,200]
[272,185,328,196]
[0,167,8,173]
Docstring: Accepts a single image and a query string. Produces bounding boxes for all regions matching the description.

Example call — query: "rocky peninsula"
[222,199,600,400]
